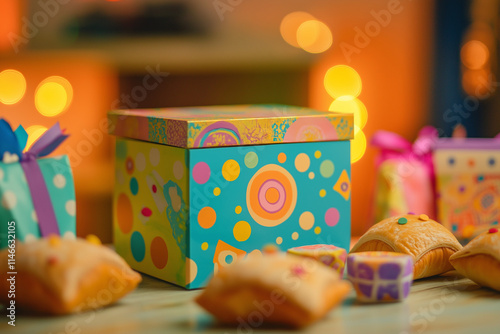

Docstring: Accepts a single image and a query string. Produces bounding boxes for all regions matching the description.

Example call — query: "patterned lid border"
[108,105,353,148]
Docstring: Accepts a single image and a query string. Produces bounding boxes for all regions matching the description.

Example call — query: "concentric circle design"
[246,164,297,227]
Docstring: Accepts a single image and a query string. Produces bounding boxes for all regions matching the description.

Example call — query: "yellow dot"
[299,212,315,230]
[297,20,333,54]
[319,189,326,197]
[308,172,315,179]
[324,65,362,99]
[351,127,367,164]
[314,226,321,234]
[329,96,368,130]
[35,76,73,117]
[201,242,209,251]
[276,237,283,245]
[292,232,299,240]
[280,11,316,48]
[233,221,251,242]
[86,234,102,246]
[0,69,26,105]
[25,125,48,151]
[235,206,242,214]
[295,153,310,172]
[419,214,429,221]
[278,152,287,163]
[213,187,221,196]
[198,207,216,229]
[222,159,240,182]
[461,40,489,70]
[463,225,475,239]
[314,151,322,159]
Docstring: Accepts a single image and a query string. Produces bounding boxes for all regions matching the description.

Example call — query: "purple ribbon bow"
[20,123,68,237]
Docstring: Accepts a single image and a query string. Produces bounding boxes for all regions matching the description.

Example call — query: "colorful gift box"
[108,105,353,289]
[434,137,500,239]
[0,120,75,249]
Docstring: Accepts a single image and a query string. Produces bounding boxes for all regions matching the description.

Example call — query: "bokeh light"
[0,69,27,105]
[35,76,73,117]
[297,20,333,54]
[324,65,362,99]
[351,126,367,163]
[25,125,48,151]
[280,11,316,48]
[462,68,493,97]
[461,40,489,70]
[329,96,368,129]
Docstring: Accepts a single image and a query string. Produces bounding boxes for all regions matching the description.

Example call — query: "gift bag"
[371,127,437,224]
[0,119,75,249]
[433,132,500,239]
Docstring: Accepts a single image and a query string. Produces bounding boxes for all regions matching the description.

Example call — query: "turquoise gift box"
[108,105,353,289]
[0,120,76,249]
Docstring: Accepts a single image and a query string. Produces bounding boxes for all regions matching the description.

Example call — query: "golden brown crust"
[450,254,500,291]
[350,214,462,279]
[0,238,142,315]
[196,254,351,328]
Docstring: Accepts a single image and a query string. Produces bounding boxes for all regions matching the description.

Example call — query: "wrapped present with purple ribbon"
[0,119,75,249]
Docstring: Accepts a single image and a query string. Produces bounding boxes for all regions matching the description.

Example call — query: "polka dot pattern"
[294,153,310,172]
[299,211,315,230]
[233,221,251,242]
[173,160,184,180]
[135,153,146,172]
[1,191,17,209]
[65,200,76,216]
[244,152,259,169]
[149,148,160,166]
[198,207,216,229]
[325,208,340,227]
[151,237,168,269]
[193,162,210,184]
[53,174,66,188]
[292,232,299,240]
[131,231,145,262]
[222,159,240,181]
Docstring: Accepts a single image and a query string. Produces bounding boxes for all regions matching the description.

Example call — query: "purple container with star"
[347,251,413,303]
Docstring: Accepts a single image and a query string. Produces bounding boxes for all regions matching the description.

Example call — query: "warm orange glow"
[0,1,22,51]
[462,68,493,97]
[329,96,368,130]
[297,20,333,54]
[324,65,362,99]
[280,12,316,48]
[25,125,48,151]
[0,69,26,105]
[461,40,489,70]
[351,126,366,163]
[35,76,73,117]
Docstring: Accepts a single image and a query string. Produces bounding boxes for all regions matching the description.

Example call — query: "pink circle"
[325,208,340,227]
[193,162,211,184]
[258,180,286,213]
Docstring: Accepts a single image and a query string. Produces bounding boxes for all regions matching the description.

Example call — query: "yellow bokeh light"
[297,20,333,54]
[0,69,27,105]
[329,96,368,130]
[351,126,366,163]
[35,76,73,117]
[25,125,48,151]
[280,11,316,48]
[461,40,489,70]
[324,65,362,99]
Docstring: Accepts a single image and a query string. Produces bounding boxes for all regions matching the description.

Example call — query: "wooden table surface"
[2,271,500,334]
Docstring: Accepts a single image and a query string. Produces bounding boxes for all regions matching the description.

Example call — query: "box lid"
[434,138,500,150]
[108,104,353,148]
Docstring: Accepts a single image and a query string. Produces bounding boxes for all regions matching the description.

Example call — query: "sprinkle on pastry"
[48,234,61,247]
[418,214,429,221]
[398,217,408,225]
[47,255,59,266]
[86,234,102,245]
[488,228,498,234]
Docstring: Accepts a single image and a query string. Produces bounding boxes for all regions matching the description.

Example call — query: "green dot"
[244,151,258,169]
[320,160,334,178]
[398,217,408,225]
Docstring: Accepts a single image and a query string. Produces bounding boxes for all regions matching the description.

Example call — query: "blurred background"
[1,0,499,241]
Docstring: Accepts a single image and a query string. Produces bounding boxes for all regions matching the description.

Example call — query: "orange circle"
[278,153,287,163]
[150,237,168,269]
[116,193,133,234]
[265,187,280,204]
[198,207,216,229]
